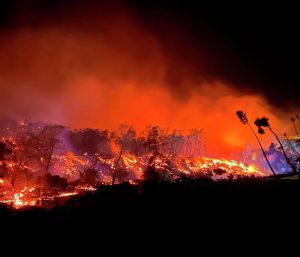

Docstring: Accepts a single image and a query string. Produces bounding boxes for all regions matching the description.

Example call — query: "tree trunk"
[248,123,276,175]
[112,147,123,185]
[40,143,54,206]
[167,140,173,160]
[153,141,157,171]
[45,144,54,174]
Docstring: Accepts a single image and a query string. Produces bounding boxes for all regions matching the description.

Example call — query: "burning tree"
[142,127,184,183]
[145,126,161,169]
[16,124,64,175]
[163,131,182,158]
[110,125,136,185]
[139,126,161,183]
[69,128,112,155]
[184,129,205,157]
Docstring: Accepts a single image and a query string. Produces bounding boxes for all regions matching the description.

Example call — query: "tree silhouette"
[145,126,161,170]
[254,117,297,173]
[236,111,276,175]
[69,128,111,155]
[111,125,136,185]
[15,124,64,203]
[21,125,63,174]
[0,142,14,182]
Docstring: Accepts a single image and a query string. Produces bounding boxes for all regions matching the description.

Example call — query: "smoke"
[0,1,299,156]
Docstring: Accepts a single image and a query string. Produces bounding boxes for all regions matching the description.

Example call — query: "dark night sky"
[127,1,300,108]
[1,0,299,109]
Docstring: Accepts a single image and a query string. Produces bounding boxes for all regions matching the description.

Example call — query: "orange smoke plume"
[0,5,298,158]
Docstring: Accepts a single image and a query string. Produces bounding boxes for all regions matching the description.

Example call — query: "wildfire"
[0,186,38,209]
[0,121,277,210]
[176,156,265,179]
[52,152,90,180]
[0,152,267,209]
[57,192,78,198]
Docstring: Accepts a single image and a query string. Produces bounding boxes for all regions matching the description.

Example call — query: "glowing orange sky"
[0,8,298,157]
[60,77,292,156]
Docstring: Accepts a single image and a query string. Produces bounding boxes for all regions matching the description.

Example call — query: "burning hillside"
[0,120,274,209]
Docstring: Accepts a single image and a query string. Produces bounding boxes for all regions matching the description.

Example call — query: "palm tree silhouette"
[254,117,297,173]
[236,111,276,175]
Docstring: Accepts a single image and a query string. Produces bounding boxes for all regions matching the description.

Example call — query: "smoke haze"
[0,1,299,156]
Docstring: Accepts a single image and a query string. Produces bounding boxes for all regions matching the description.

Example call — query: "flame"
[0,186,38,209]
[122,154,143,178]
[57,192,78,198]
[176,156,265,179]
[0,125,275,210]
[0,150,267,209]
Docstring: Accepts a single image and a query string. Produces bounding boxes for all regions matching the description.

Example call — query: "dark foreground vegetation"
[1,177,300,231]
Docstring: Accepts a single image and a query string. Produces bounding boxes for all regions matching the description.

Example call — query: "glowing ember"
[0,187,38,209]
[0,152,266,209]
[75,185,97,191]
[57,192,78,198]
[175,156,265,179]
